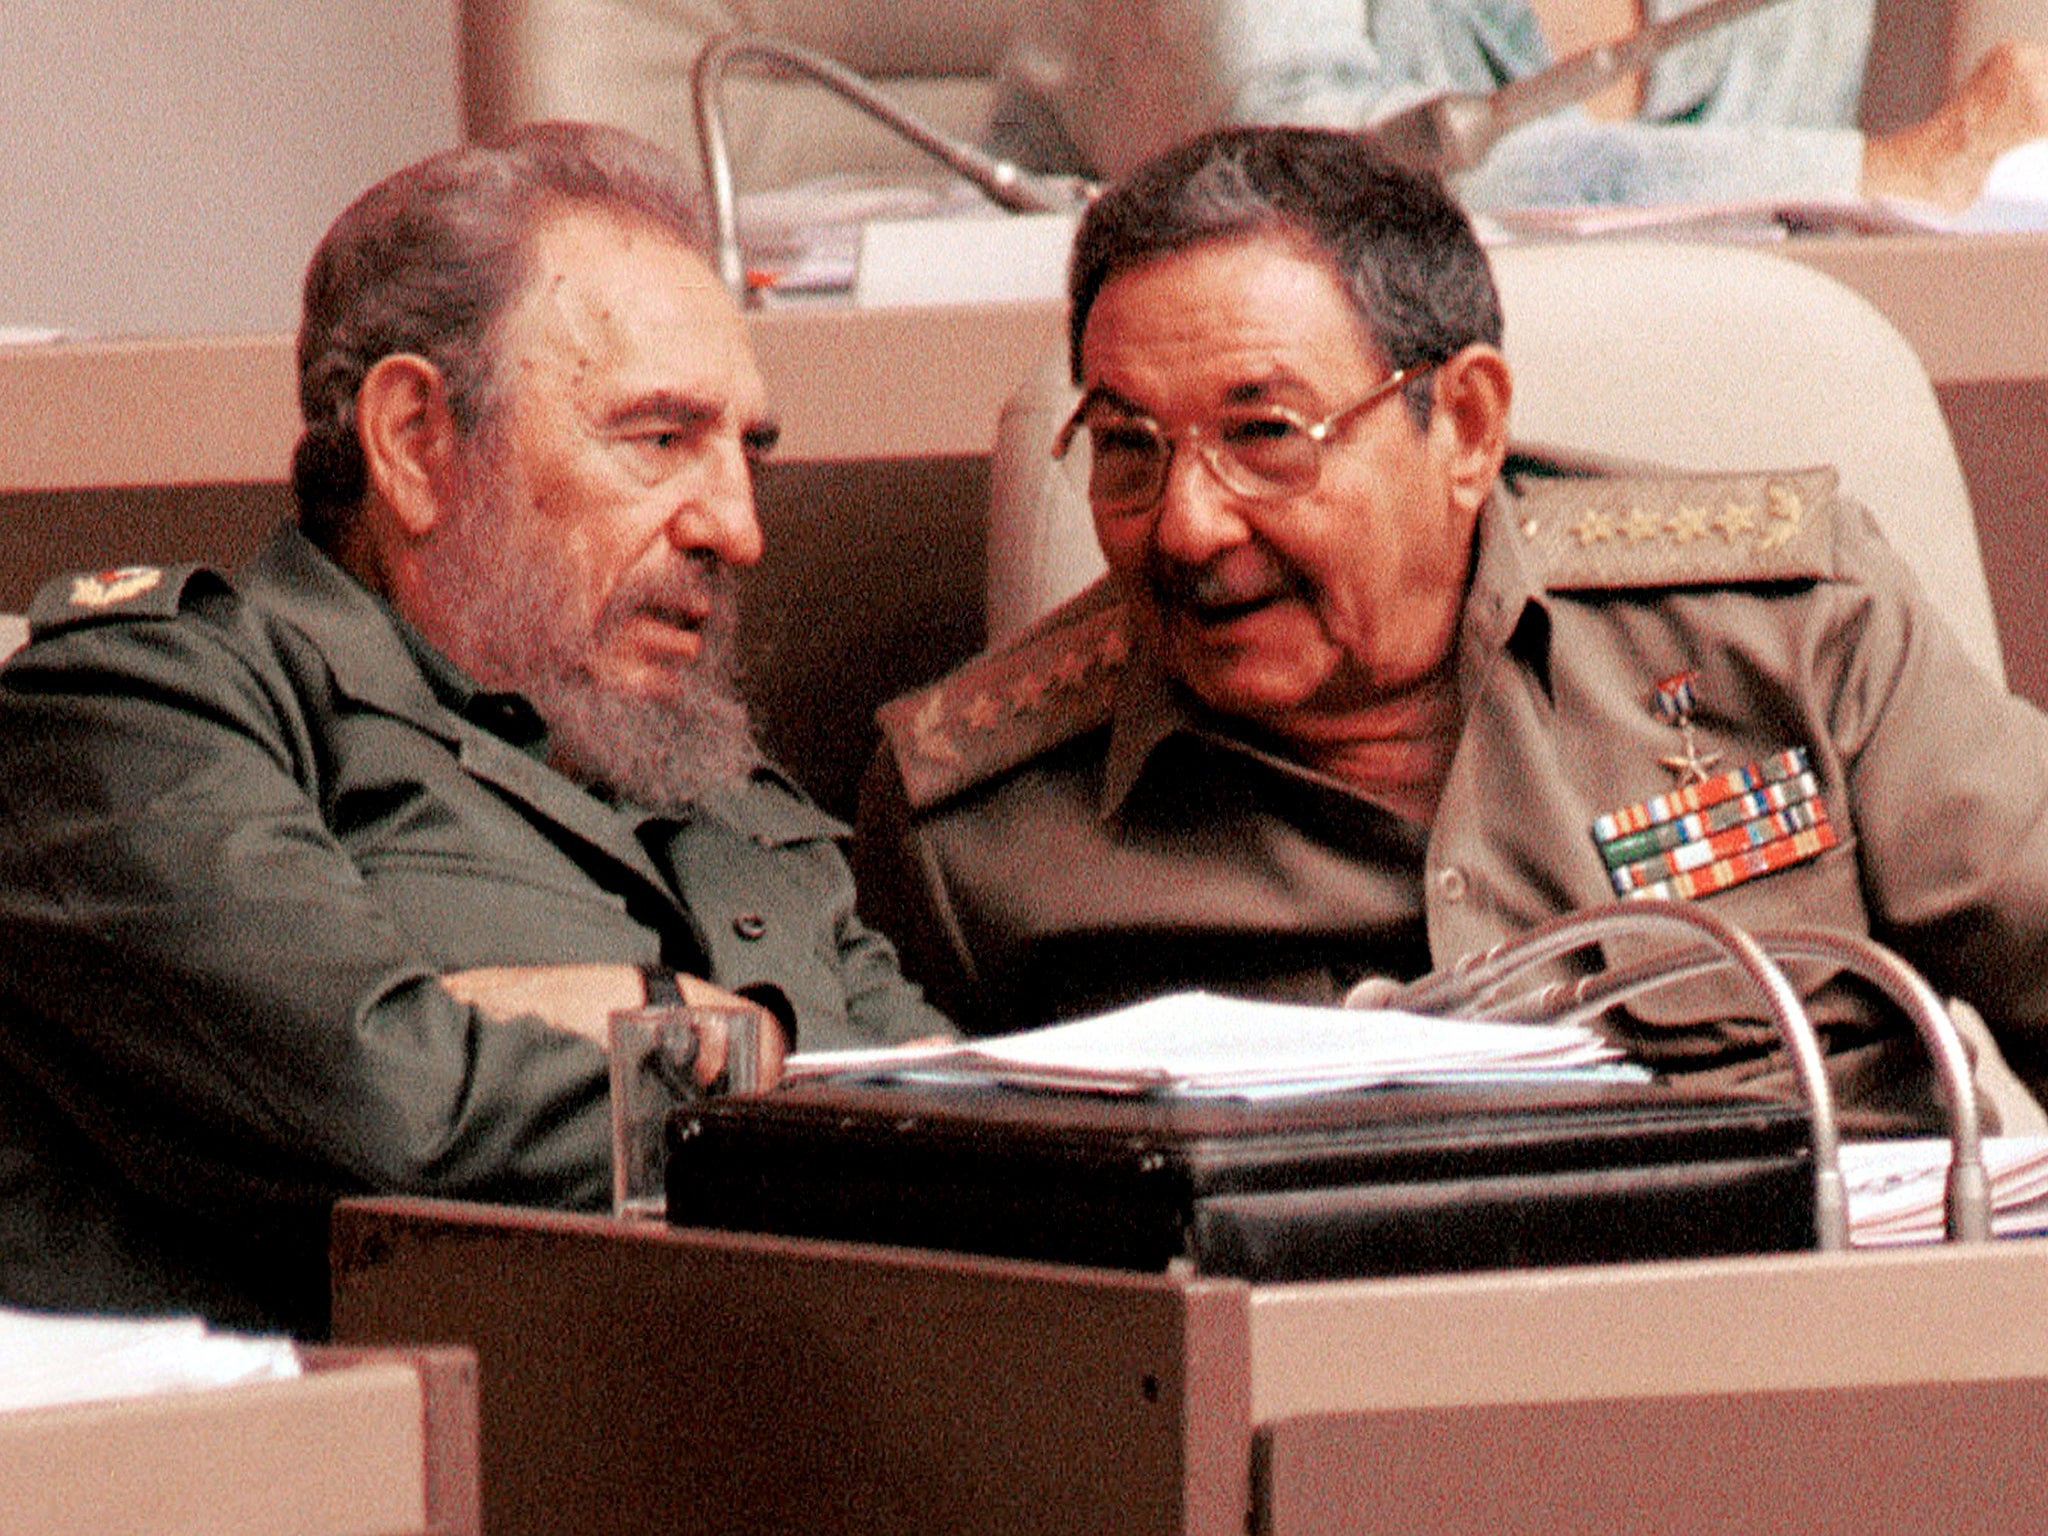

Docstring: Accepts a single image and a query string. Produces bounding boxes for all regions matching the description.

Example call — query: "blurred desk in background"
[4,232,2047,816]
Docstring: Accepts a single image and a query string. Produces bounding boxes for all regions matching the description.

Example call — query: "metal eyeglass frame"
[1051,364,1434,509]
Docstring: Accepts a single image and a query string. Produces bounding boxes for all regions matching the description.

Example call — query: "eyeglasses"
[1052,365,1433,512]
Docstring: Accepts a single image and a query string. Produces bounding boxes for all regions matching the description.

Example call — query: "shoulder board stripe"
[878,580,1129,811]
[26,563,209,636]
[1513,467,1839,592]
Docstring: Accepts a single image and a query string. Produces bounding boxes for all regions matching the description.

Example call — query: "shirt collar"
[1099,634,1192,817]
[381,599,551,758]
[1457,482,1551,694]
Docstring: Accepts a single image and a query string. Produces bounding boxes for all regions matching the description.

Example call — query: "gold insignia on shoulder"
[1619,507,1661,543]
[963,692,1003,732]
[1007,673,1047,715]
[908,689,960,767]
[879,579,1131,811]
[1666,505,1711,543]
[1757,482,1807,550]
[69,566,162,609]
[1715,502,1759,542]
[1571,509,1618,546]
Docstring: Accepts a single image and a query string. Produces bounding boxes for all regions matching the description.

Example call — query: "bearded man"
[0,122,947,1335]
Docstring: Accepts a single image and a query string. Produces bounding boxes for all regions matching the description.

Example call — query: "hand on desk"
[439,964,786,1089]
[1863,40,2048,208]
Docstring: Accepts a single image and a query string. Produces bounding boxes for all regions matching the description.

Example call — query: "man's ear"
[356,353,457,538]
[1429,343,1513,517]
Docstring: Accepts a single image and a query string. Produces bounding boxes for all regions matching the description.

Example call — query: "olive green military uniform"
[0,525,947,1334]
[858,464,2048,1131]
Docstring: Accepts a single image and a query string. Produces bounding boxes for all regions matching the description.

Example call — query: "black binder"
[665,1078,1817,1281]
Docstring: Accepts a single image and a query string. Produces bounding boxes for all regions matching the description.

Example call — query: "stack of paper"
[0,1308,299,1414]
[789,990,1632,1099]
[1844,1136,2048,1246]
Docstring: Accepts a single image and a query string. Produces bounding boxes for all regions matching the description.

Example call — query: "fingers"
[1955,41,2048,146]
[1864,40,2048,208]
[682,1006,783,1093]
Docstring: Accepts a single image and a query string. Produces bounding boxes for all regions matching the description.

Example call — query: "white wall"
[0,3,459,339]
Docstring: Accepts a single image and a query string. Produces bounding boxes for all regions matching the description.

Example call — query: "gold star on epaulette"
[1666,505,1711,544]
[1714,501,1760,542]
[1756,483,1807,551]
[69,567,163,609]
[909,689,960,767]
[1007,673,1047,715]
[1572,510,1618,546]
[1619,507,1662,543]
[963,692,1003,731]
[1715,502,1759,542]
[1049,649,1090,689]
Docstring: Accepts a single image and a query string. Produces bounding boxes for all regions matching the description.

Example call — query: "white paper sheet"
[789,989,1630,1097]
[0,1308,300,1415]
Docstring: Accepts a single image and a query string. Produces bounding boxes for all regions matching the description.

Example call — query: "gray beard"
[418,462,761,814]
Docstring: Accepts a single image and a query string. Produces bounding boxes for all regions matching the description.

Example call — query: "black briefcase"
[664,1078,1817,1281]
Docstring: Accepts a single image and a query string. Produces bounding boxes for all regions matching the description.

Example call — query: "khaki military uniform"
[0,525,946,1334]
[858,464,2048,1131]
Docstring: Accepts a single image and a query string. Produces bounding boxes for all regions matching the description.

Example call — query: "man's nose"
[667,436,765,568]
[1149,442,1251,568]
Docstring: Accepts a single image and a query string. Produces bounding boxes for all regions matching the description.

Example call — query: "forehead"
[1078,234,1380,404]
[496,206,765,414]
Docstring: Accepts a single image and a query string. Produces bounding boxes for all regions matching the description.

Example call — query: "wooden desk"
[330,1196,2048,1536]
[5,233,2043,486]
[5,231,2047,815]
[0,1343,478,1536]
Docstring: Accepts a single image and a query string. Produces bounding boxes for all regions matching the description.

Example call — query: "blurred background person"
[984,0,2048,209]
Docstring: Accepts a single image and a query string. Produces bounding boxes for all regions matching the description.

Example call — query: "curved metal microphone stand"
[1351,899,1847,1250]
[691,33,1093,300]
[1505,929,1989,1244]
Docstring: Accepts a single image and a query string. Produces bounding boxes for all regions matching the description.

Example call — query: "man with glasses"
[856,124,2048,1132]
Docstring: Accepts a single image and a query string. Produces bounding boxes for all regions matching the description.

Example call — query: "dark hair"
[1067,126,1502,424]
[291,120,703,545]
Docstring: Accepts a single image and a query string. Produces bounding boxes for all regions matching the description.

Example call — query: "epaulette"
[25,563,211,638]
[878,579,1131,811]
[1508,466,1840,592]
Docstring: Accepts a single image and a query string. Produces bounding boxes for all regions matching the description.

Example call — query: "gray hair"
[291,121,703,545]
[1067,127,1503,425]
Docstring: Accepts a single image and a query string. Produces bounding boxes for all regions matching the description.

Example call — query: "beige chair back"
[0,616,25,662]
[985,240,2005,690]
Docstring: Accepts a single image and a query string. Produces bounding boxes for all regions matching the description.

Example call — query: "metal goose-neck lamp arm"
[1358,898,1848,1251]
[691,32,1091,300]
[1510,928,1990,1245]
